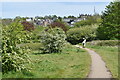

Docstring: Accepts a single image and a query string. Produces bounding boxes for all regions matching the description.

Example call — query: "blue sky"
[1,2,110,18]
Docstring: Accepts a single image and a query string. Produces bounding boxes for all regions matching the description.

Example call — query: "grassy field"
[3,43,91,78]
[85,44,118,78]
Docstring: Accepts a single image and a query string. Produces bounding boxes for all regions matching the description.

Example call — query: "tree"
[52,15,57,19]
[97,1,120,40]
[50,21,68,32]
[67,15,76,19]
[74,15,101,27]
[2,18,13,26]
[58,16,62,21]
[67,25,97,44]
[21,21,35,31]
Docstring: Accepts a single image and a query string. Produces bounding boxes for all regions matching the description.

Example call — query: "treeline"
[1,14,98,25]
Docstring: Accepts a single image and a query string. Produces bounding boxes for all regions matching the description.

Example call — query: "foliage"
[50,21,69,32]
[67,15,76,19]
[87,40,118,46]
[17,43,42,51]
[74,15,101,27]
[97,1,120,40]
[67,24,98,44]
[29,25,46,43]
[2,21,31,74]
[3,43,91,78]
[21,21,35,31]
[2,18,13,26]
[40,28,66,53]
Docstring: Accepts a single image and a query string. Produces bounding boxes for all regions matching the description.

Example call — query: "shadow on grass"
[32,51,63,55]
[22,70,34,77]
[32,52,51,55]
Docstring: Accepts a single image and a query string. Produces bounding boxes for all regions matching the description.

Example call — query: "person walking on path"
[82,38,86,48]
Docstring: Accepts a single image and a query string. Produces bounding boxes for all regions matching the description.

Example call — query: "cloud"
[1,0,113,2]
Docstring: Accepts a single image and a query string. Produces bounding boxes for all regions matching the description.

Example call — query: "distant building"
[22,14,92,27]
[26,19,32,22]
[63,17,86,27]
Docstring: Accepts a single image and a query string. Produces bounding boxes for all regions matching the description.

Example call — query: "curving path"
[75,45,112,78]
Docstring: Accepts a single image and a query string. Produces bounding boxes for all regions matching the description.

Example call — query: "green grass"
[85,44,118,78]
[17,43,43,50]
[87,40,118,46]
[3,43,91,78]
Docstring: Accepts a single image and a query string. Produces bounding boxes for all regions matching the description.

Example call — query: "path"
[75,45,112,78]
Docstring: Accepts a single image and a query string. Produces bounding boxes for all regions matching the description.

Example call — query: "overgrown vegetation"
[2,21,31,74]
[87,40,118,46]
[21,21,35,31]
[3,43,91,78]
[40,28,66,53]
[74,15,101,27]
[67,24,98,44]
[1,1,119,78]
[50,21,69,32]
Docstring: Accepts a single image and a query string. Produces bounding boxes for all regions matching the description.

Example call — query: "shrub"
[2,21,31,74]
[2,18,13,26]
[29,25,46,43]
[40,28,66,53]
[74,16,101,27]
[21,21,35,31]
[2,43,31,74]
[88,40,118,46]
[67,25,97,44]
[50,21,68,32]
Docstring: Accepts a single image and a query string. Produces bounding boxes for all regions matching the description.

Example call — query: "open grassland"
[85,43,118,78]
[3,43,91,78]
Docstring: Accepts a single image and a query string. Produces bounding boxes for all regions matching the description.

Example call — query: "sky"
[0,0,112,18]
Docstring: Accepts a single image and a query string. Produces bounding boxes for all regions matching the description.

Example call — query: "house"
[63,17,86,27]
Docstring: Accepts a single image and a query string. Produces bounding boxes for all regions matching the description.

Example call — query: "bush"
[74,15,101,27]
[29,25,46,43]
[40,28,66,53]
[2,21,31,74]
[87,40,118,46]
[50,21,68,32]
[67,25,97,44]
[21,21,35,31]
[2,43,31,73]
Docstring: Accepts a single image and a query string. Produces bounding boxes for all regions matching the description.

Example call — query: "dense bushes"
[2,18,13,26]
[67,25,97,44]
[74,15,101,27]
[88,40,118,46]
[40,28,66,53]
[21,21,35,31]
[2,21,31,73]
[50,21,68,32]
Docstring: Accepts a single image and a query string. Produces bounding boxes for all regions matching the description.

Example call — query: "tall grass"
[87,40,118,46]
[3,43,91,78]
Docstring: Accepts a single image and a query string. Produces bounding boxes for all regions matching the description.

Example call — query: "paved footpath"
[75,45,112,78]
